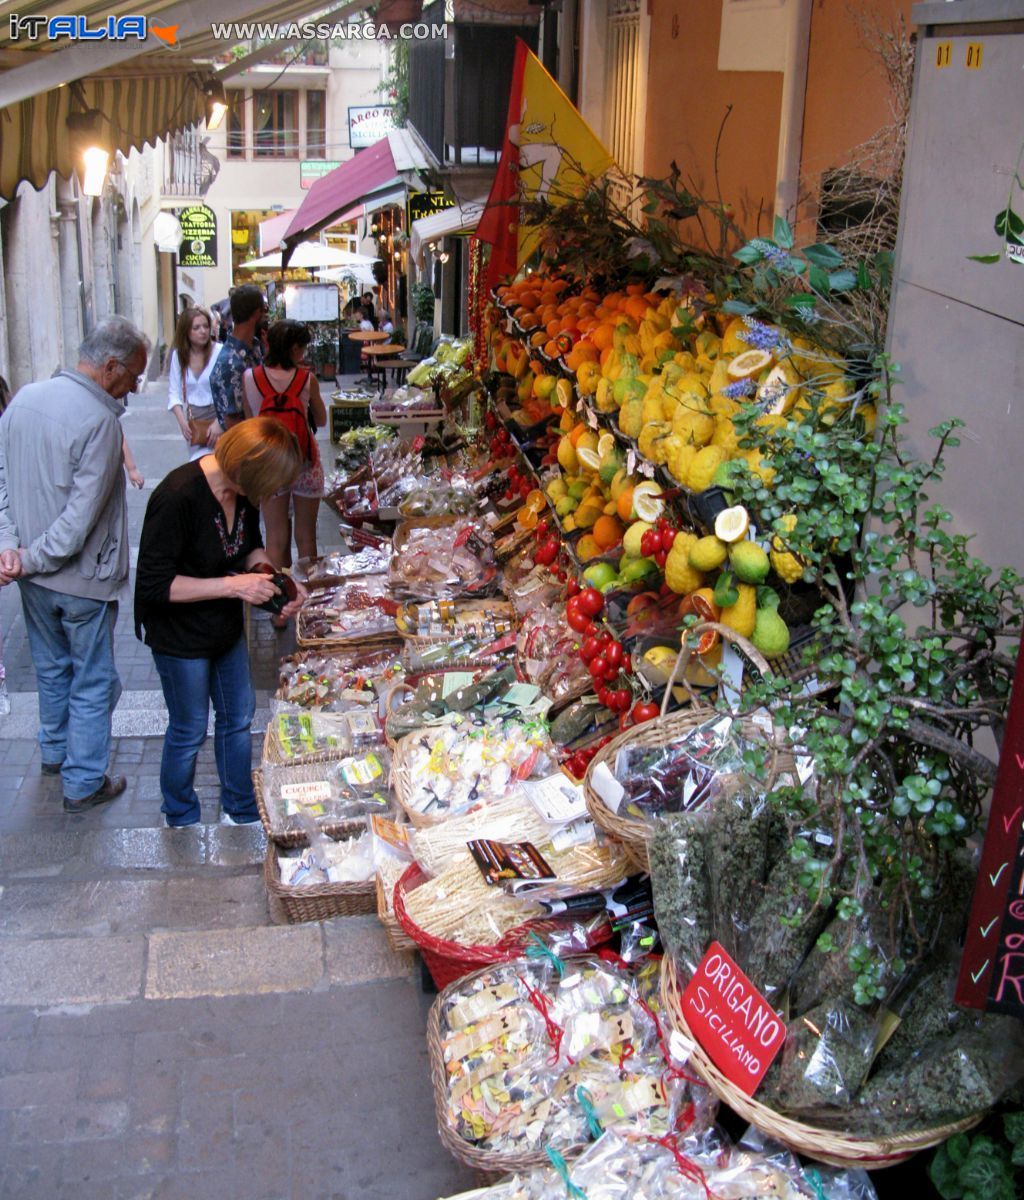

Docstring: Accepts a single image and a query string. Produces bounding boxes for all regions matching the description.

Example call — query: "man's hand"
[0,548,23,586]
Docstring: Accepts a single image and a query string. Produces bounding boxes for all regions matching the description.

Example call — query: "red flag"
[477,39,528,292]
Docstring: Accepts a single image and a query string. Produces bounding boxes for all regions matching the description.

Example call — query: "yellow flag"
[511,46,615,266]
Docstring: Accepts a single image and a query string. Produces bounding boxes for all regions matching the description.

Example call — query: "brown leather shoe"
[63,775,127,814]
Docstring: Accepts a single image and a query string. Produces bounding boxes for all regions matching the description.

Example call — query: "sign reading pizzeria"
[348,105,397,149]
[178,204,217,268]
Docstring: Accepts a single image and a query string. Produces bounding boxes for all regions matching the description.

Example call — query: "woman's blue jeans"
[152,637,257,827]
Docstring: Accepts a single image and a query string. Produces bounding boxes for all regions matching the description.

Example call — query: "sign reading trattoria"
[681,941,786,1095]
[407,190,457,228]
[178,204,217,268]
[348,106,397,149]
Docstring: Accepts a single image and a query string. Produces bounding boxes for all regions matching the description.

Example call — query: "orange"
[616,486,635,522]
[623,295,649,323]
[516,506,538,531]
[576,534,602,561]
[590,323,616,352]
[525,489,546,513]
[593,514,624,550]
[568,422,588,447]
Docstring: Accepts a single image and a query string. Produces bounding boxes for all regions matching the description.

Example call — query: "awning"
[410,197,487,265]
[281,132,429,257]
[259,210,297,254]
[0,64,206,199]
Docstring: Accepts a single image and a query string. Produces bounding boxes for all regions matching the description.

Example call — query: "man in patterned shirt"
[209,285,267,438]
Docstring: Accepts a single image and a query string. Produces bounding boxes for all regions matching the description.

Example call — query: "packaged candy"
[275,647,402,711]
[390,517,497,601]
[296,576,399,644]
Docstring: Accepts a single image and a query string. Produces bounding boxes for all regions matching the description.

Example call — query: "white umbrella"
[240,243,380,271]
[317,263,379,288]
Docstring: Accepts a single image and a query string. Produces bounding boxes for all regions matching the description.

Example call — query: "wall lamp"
[66,109,110,197]
[203,78,228,131]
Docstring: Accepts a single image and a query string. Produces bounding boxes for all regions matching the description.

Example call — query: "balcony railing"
[163,130,221,198]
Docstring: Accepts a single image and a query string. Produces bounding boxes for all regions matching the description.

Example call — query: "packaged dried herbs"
[759,1000,879,1113]
[649,812,712,975]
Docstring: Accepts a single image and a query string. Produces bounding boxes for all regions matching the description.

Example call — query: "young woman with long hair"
[167,306,223,460]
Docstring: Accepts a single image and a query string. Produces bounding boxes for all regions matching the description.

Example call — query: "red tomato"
[566,578,581,598]
[596,686,612,708]
[654,548,668,568]
[566,602,591,632]
[611,689,632,713]
[589,655,609,679]
[578,588,605,618]
[661,528,677,550]
[536,519,551,538]
[605,642,623,669]
[631,700,660,724]
[579,636,601,662]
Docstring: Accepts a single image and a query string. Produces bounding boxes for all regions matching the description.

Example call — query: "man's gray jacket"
[0,369,128,601]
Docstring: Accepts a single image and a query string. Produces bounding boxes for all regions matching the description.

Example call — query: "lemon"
[729,540,770,583]
[770,514,805,584]
[664,533,704,594]
[752,607,791,658]
[714,505,750,543]
[555,378,574,408]
[623,520,652,557]
[632,481,666,523]
[557,437,579,473]
[577,446,601,472]
[687,445,728,492]
[642,644,681,684]
[670,443,698,487]
[597,432,616,458]
[719,583,757,637]
[689,536,729,572]
[727,349,773,381]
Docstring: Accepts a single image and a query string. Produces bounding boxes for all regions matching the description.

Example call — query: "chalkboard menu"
[956,633,1024,1018]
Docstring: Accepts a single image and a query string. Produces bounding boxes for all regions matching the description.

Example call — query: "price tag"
[639,460,655,479]
[965,42,983,69]
[586,408,599,430]
[627,449,637,474]
[935,40,952,68]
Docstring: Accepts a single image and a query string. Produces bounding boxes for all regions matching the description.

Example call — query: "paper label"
[549,817,595,851]
[370,814,410,851]
[441,671,476,700]
[590,761,625,815]
[523,774,589,824]
[681,941,786,1095]
[280,780,332,804]
[502,682,541,709]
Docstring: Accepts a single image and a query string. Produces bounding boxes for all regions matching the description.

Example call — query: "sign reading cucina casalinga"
[178,205,218,268]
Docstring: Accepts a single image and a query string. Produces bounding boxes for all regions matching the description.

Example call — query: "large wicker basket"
[583,625,793,872]
[254,765,369,848]
[426,962,587,1178]
[375,867,416,951]
[264,839,376,924]
[393,863,607,990]
[659,956,984,1168]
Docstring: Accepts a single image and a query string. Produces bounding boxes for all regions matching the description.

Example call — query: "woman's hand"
[280,579,308,619]
[175,412,191,445]
[207,421,223,448]
[128,466,145,489]
[229,573,279,605]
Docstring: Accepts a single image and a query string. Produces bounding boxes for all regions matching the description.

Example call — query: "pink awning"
[258,209,297,254]
[282,139,400,253]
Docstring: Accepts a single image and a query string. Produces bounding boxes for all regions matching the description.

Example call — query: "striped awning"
[0,65,206,199]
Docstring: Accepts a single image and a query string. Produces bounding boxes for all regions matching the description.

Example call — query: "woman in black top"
[135,418,304,827]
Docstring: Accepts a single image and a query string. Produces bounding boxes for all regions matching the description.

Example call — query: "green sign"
[300,160,342,190]
[178,204,217,268]
[407,191,456,228]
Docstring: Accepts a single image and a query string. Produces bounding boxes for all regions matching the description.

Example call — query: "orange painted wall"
[643,1,914,240]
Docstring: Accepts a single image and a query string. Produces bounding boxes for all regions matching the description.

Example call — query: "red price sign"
[681,942,786,1095]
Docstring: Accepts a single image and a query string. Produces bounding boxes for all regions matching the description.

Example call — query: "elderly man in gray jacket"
[0,317,150,813]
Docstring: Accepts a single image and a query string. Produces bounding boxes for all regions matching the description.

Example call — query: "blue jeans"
[152,637,257,826]
[18,581,121,800]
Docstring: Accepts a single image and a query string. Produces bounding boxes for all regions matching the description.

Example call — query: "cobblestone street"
[0,378,473,1199]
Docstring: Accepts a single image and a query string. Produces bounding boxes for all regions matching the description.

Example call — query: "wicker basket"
[254,765,370,849]
[375,868,417,951]
[659,956,983,1168]
[393,863,602,990]
[264,839,376,924]
[583,626,793,872]
[390,732,453,829]
[426,962,587,1178]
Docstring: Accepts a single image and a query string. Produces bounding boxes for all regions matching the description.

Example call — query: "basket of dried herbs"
[650,802,1022,1167]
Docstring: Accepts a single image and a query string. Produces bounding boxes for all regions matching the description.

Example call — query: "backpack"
[252,366,314,461]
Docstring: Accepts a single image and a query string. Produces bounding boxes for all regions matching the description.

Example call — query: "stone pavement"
[0,376,475,1199]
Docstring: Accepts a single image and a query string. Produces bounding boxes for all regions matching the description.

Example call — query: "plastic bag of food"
[649,812,714,977]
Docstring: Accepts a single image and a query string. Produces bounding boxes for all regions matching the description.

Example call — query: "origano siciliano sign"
[178,205,217,269]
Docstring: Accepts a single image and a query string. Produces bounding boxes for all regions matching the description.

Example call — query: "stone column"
[55,176,85,362]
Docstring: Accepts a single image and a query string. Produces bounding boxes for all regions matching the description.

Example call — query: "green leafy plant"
[376,41,409,127]
[412,281,436,322]
[929,1114,1024,1200]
